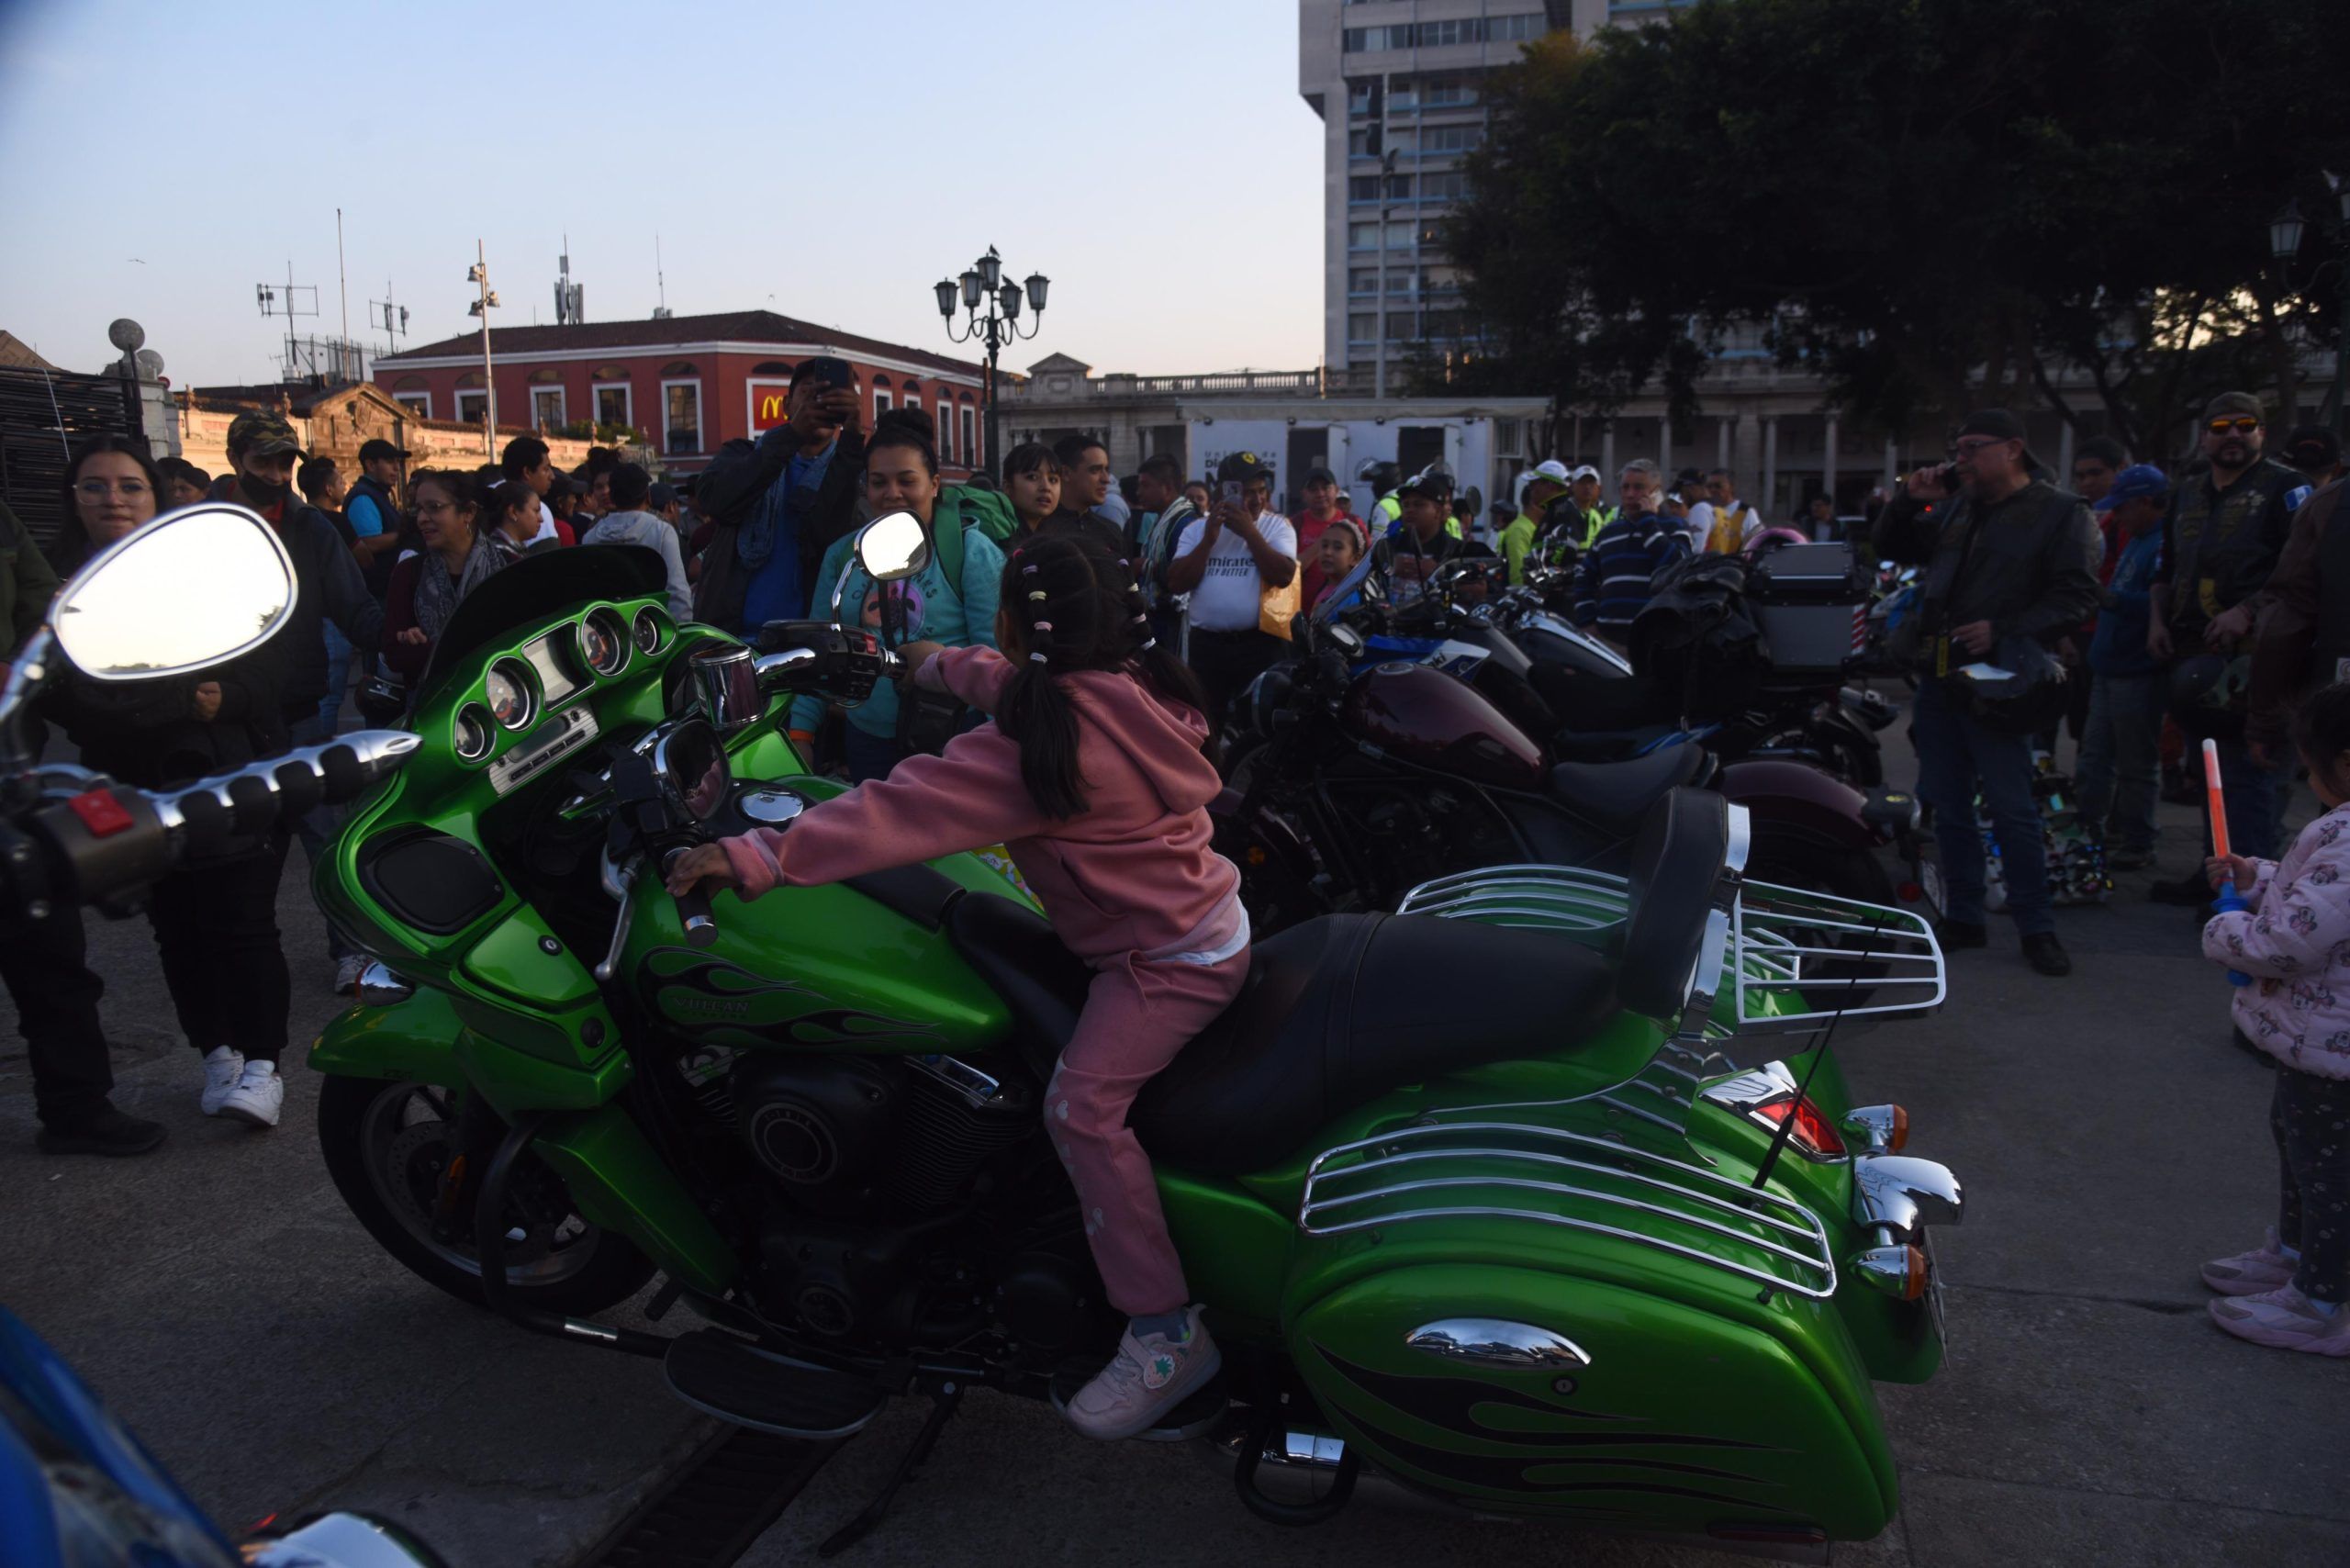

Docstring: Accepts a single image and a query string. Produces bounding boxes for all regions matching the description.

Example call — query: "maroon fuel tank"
[1337,661,1550,790]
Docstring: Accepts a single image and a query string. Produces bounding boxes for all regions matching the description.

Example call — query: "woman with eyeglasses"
[39,435,298,1136]
[381,471,517,682]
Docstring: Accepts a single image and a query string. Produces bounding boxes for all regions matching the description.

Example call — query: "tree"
[1448,0,2350,453]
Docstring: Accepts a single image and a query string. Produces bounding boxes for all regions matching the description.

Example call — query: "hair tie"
[1028,590,1048,601]
[1029,651,1049,664]
[1140,637,1158,651]
[1022,563,1039,575]
[1032,621,1054,633]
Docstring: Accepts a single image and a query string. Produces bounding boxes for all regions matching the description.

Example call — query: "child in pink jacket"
[667,528,1246,1435]
[2199,681,2350,1356]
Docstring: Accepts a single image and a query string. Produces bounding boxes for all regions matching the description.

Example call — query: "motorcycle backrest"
[1618,787,1729,1020]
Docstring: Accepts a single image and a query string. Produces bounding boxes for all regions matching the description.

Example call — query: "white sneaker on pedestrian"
[199,1047,245,1116]
[217,1061,284,1129]
[331,954,367,993]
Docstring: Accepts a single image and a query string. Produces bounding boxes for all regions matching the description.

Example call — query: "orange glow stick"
[2202,738,2231,861]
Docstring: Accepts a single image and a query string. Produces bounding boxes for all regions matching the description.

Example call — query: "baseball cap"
[1567,464,1600,483]
[2283,424,2341,470]
[649,481,677,510]
[2203,390,2266,423]
[1528,459,1572,487]
[1303,465,1337,487]
[357,437,408,465]
[227,411,303,459]
[1956,409,2042,471]
[1215,450,1270,483]
[2100,463,2170,510]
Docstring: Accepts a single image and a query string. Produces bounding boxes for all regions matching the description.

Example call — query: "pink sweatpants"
[1042,947,1251,1317]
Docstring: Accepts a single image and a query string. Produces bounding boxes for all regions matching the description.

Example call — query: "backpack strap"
[932,493,966,594]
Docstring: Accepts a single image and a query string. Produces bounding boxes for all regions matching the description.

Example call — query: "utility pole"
[467,241,501,457]
[336,207,350,345]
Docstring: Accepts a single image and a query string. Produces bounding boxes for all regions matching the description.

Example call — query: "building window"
[532,386,565,431]
[595,383,632,431]
[1348,313,1378,342]
[936,399,953,465]
[1419,125,1483,153]
[1343,15,1543,51]
[873,374,892,423]
[455,390,488,426]
[1348,174,1381,203]
[1420,170,1468,201]
[1348,269,1377,296]
[960,404,977,467]
[662,379,701,454]
[392,391,430,419]
[1386,269,1416,296]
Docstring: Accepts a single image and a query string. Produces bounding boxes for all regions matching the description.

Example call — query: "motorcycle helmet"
[2168,653,2250,741]
[1356,457,1402,496]
[1956,635,2072,735]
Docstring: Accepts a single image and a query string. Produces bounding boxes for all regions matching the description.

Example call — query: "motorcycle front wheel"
[318,1075,655,1316]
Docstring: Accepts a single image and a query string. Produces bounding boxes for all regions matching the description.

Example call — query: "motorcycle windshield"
[419,544,670,703]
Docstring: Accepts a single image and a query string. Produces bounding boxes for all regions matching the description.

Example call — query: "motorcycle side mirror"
[654,715,733,823]
[854,510,930,584]
[52,503,296,681]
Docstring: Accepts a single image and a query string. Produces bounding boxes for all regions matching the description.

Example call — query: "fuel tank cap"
[739,790,808,824]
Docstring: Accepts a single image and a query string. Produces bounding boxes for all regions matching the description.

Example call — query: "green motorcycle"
[3,506,1964,1560]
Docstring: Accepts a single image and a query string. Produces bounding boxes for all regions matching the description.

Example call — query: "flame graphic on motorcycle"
[640,947,945,1049]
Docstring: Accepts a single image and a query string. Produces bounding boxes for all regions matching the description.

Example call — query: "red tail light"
[1752,1094,1847,1159]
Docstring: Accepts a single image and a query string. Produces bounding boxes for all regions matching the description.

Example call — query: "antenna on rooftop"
[553,239,586,326]
[653,234,673,320]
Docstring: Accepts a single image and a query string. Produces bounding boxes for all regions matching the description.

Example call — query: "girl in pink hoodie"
[667,528,1246,1436]
[2199,681,2350,1356]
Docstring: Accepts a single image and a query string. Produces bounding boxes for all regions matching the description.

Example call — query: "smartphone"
[1218,479,1244,509]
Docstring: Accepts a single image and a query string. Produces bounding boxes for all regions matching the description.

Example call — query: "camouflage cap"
[226,411,304,459]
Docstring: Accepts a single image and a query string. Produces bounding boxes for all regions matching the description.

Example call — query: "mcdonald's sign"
[749,380,792,433]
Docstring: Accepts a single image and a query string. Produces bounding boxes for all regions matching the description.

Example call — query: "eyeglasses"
[75,478,151,499]
[2207,417,2261,435]
[1948,437,2013,459]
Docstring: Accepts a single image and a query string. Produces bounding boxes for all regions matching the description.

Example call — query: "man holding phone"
[695,355,866,635]
[1874,409,2101,976]
[1167,451,1297,733]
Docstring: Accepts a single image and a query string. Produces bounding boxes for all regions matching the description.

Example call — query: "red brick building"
[372,310,988,476]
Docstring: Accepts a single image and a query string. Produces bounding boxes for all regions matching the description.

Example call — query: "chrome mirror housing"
[1852,1154,1964,1238]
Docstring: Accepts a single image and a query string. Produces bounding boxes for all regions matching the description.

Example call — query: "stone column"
[1660,412,1673,475]
[1718,416,1733,471]
[1601,422,1617,485]
[1823,412,1840,508]
[1762,416,1779,516]
[2055,421,2076,487]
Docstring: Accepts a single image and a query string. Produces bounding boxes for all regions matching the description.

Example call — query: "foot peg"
[663,1330,884,1439]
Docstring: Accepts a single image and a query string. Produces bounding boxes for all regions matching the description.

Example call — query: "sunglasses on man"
[2206,416,2261,435]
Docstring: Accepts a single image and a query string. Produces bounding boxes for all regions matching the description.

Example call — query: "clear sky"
[0,0,1327,386]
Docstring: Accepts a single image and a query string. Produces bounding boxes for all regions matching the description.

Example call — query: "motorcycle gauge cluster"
[578,609,630,678]
[632,608,668,656]
[484,660,535,731]
[453,706,493,763]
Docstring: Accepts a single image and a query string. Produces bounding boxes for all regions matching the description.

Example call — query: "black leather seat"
[946,898,1618,1178]
[1547,744,1711,835]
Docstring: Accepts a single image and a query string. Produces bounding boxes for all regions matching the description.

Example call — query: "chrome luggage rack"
[1396,863,1945,1029]
[1299,1121,1837,1299]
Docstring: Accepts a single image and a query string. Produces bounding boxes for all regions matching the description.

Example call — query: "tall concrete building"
[1301,2,1667,390]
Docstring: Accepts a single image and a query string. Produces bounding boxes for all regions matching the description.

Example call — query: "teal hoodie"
[789,518,1004,739]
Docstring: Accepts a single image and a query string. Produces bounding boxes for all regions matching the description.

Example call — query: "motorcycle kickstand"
[815,1382,963,1558]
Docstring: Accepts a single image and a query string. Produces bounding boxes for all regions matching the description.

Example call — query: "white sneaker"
[1061,1306,1222,1441]
[217,1061,284,1129]
[332,954,367,993]
[199,1047,245,1116]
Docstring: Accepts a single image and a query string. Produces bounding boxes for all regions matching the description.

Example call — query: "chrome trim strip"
[1300,1120,1836,1299]
[1407,1318,1592,1370]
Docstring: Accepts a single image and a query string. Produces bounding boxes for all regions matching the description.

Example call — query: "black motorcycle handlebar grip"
[173,790,234,856]
[225,773,277,836]
[674,885,718,948]
[272,758,324,820]
[316,743,368,802]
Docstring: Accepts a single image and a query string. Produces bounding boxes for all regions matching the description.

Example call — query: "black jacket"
[235,483,385,719]
[1873,479,2101,667]
[691,425,867,634]
[41,631,288,791]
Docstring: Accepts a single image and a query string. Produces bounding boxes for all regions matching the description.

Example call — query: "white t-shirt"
[1175,510,1297,632]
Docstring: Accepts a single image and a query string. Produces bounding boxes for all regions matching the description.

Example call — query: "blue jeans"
[2075,672,2165,855]
[319,621,354,735]
[1911,678,2053,935]
[842,723,905,785]
[2211,735,2291,863]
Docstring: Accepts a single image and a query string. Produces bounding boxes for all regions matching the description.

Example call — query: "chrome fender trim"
[1406,1318,1592,1371]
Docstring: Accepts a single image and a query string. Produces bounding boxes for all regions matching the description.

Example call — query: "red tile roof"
[380,309,983,378]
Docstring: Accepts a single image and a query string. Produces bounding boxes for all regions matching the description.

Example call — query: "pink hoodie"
[719,646,1243,967]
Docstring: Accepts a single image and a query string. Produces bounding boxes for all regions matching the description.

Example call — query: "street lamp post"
[2269,176,2350,430]
[934,246,1048,476]
[465,241,502,457]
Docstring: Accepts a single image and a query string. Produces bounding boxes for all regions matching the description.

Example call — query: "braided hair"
[998,527,1216,819]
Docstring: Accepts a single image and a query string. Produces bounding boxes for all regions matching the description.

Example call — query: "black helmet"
[2168,653,2250,741]
[1957,635,2073,735]
[1356,458,1402,494]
